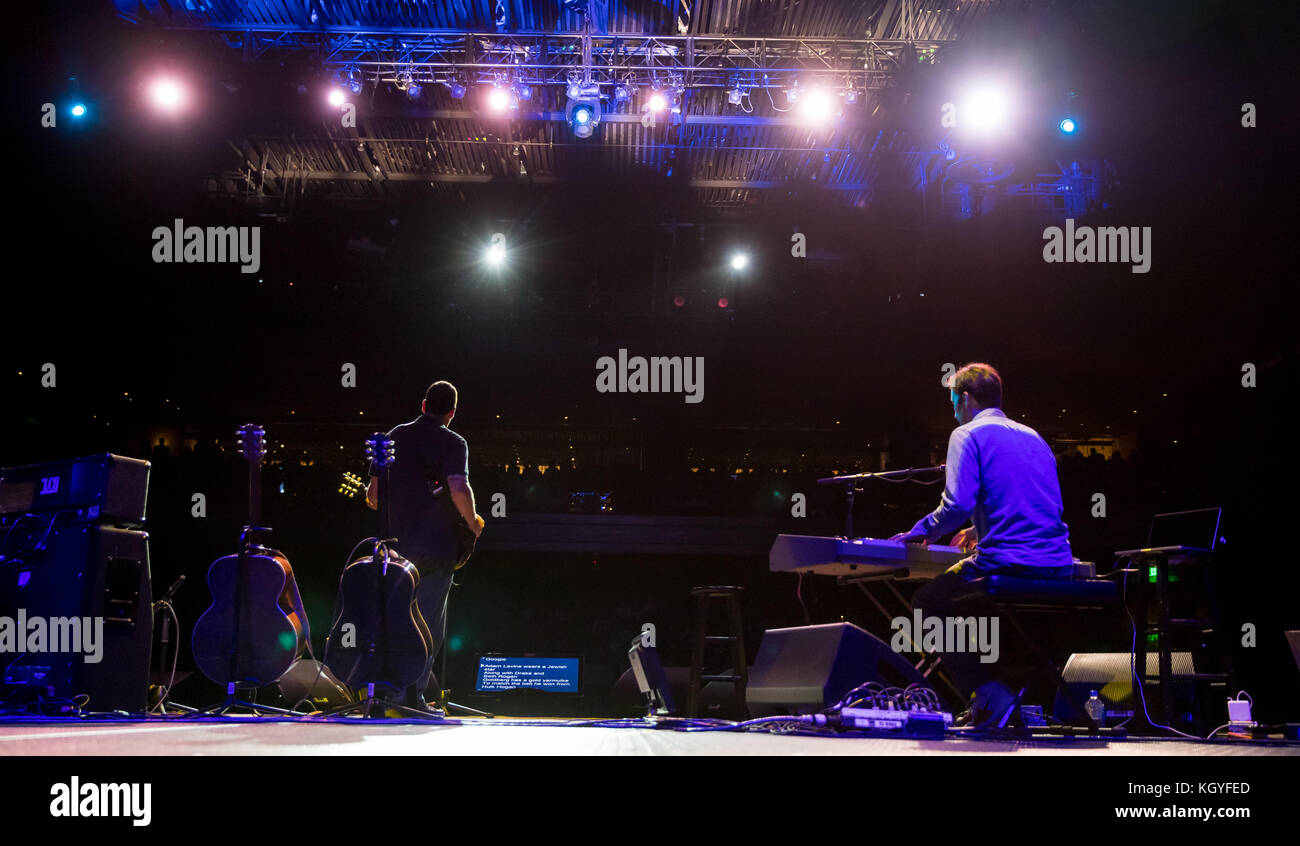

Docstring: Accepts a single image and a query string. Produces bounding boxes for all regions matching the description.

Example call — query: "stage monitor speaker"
[0,523,152,713]
[1054,651,1195,723]
[745,622,930,717]
[273,658,354,710]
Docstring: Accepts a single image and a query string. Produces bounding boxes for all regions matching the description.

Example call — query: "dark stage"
[6,2,1299,828]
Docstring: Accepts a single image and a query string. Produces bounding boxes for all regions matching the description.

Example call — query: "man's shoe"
[404,691,446,718]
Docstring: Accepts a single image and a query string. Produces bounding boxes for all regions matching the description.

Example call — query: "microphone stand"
[815,464,945,538]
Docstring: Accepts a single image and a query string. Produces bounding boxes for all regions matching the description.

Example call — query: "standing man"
[368,380,483,712]
[892,363,1073,724]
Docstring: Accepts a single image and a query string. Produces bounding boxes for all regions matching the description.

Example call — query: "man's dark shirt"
[368,415,470,565]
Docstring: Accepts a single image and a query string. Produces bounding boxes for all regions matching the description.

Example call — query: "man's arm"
[893,430,978,542]
[447,475,483,537]
[366,476,379,511]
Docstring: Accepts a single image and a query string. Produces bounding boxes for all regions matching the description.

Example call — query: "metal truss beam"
[161,26,951,91]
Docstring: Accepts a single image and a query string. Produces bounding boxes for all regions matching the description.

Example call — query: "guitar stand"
[320,683,450,721]
[189,682,305,717]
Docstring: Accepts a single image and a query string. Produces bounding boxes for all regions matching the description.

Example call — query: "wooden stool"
[687,586,748,720]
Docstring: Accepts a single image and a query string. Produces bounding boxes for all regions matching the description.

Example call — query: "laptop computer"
[1114,507,1222,558]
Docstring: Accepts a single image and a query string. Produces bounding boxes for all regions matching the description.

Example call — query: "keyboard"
[769,534,966,580]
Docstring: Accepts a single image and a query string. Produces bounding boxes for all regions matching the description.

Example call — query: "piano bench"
[953,576,1121,727]
[962,575,1121,609]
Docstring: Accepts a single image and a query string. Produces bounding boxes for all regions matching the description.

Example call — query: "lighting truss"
[155,27,951,94]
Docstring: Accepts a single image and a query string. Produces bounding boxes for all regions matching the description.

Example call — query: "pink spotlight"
[148,77,187,113]
[327,87,347,107]
[648,92,669,112]
[488,87,511,111]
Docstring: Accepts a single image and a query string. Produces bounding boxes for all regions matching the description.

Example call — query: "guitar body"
[326,551,431,692]
[191,424,308,690]
[430,481,483,569]
[192,547,306,687]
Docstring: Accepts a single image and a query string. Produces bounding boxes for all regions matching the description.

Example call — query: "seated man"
[892,363,1073,724]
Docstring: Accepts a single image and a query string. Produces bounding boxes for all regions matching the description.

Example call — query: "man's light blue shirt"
[910,407,1074,570]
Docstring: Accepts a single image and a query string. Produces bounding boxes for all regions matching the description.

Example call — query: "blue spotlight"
[1059,117,1077,134]
[566,99,600,139]
[448,79,467,99]
[70,103,87,118]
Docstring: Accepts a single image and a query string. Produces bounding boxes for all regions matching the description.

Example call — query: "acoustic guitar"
[192,424,309,688]
[326,433,431,692]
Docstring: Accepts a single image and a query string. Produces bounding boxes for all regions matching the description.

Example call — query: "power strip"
[840,707,954,731]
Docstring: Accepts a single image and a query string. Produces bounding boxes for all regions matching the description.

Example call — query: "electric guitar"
[338,470,483,570]
[192,424,309,688]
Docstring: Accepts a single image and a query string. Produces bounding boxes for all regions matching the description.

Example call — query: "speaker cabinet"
[1054,651,1196,723]
[0,524,152,712]
[745,622,930,717]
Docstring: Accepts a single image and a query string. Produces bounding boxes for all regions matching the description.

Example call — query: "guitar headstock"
[237,424,267,465]
[339,471,364,499]
[365,432,396,469]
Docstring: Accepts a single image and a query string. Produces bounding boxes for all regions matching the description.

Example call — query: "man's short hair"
[424,381,458,416]
[951,363,1002,408]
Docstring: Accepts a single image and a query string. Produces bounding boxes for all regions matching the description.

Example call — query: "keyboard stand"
[838,569,964,704]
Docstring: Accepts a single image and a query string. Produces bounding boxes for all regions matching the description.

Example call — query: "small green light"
[278,632,297,651]
[448,636,463,652]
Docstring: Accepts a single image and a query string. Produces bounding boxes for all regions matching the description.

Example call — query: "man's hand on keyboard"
[950,526,977,551]
[889,531,930,545]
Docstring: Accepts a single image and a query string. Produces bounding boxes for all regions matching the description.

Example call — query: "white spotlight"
[327,87,346,107]
[148,77,186,113]
[798,88,837,124]
[485,242,506,267]
[963,85,1012,133]
[730,252,749,271]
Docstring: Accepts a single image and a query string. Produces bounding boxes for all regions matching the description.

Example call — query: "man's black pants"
[912,558,1072,703]
[410,557,458,697]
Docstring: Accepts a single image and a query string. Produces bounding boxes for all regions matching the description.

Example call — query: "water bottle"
[1084,690,1106,726]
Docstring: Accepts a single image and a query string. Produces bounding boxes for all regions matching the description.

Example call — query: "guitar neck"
[248,460,263,529]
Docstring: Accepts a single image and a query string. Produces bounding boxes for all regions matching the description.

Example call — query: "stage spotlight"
[347,71,363,95]
[407,81,422,100]
[1059,117,1077,134]
[566,97,601,139]
[844,89,860,105]
[730,252,749,271]
[567,81,583,100]
[487,86,512,112]
[514,83,532,101]
[962,85,1011,133]
[614,81,633,101]
[648,91,668,112]
[70,103,87,118]
[447,79,467,99]
[147,77,187,113]
[797,88,837,124]
[327,87,346,107]
[484,242,506,268]
[717,297,730,309]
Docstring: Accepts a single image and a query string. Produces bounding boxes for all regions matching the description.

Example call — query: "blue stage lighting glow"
[70,103,87,117]
[1060,117,1077,134]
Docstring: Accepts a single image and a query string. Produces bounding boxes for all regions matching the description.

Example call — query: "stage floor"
[2,718,1298,756]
